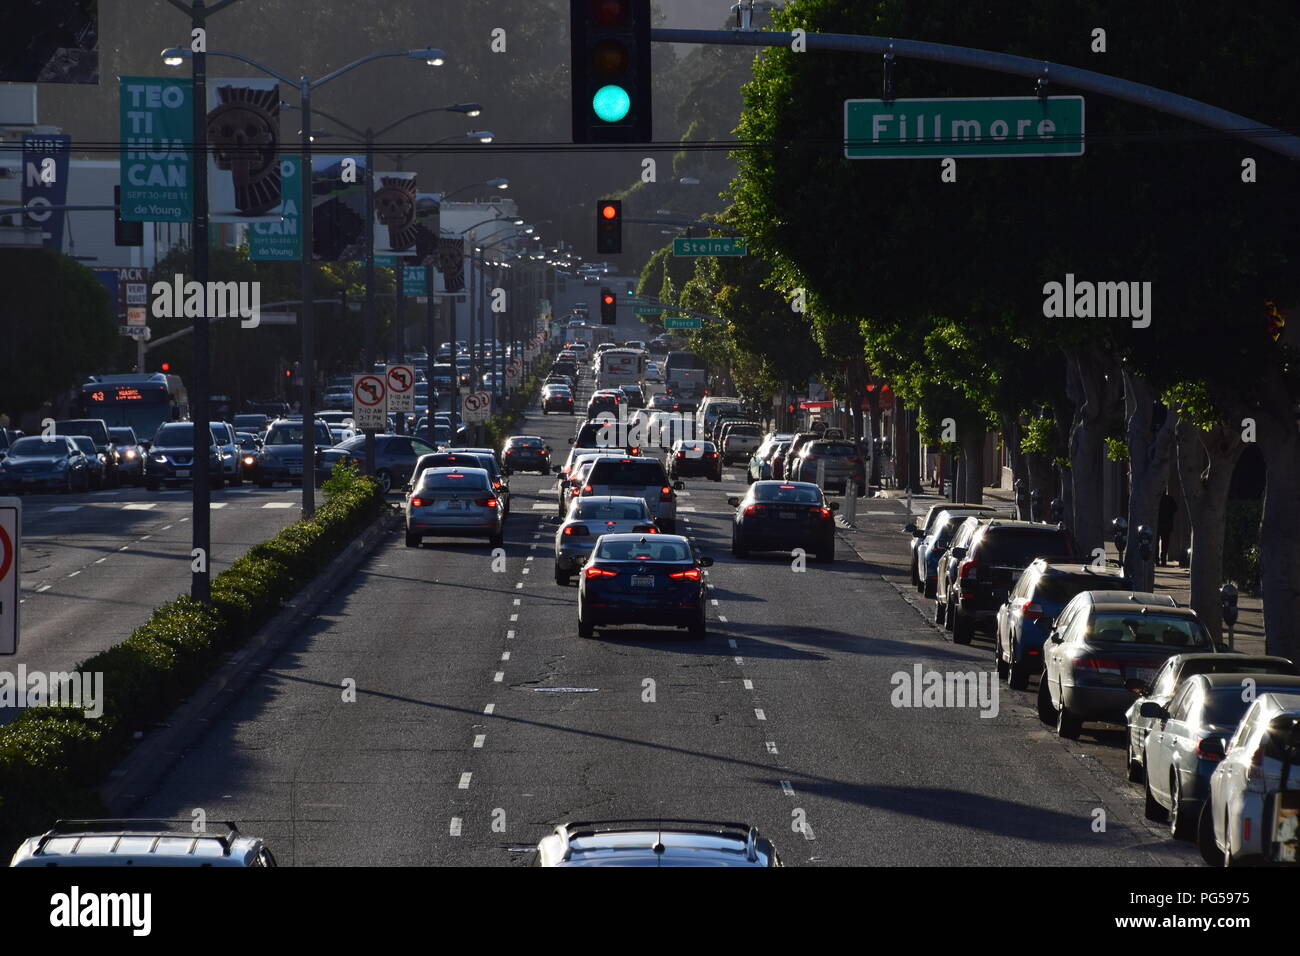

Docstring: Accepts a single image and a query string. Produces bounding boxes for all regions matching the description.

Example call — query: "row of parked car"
[906,503,1300,867]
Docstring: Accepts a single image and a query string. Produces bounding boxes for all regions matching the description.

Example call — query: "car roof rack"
[37,819,242,855]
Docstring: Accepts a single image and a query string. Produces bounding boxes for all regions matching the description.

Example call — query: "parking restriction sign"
[386,364,415,413]
[0,497,20,655]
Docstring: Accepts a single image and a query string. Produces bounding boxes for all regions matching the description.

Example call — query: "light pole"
[163,45,447,517]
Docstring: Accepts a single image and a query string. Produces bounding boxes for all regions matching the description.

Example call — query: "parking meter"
[1221,583,1239,627]
[1111,516,1128,563]
[1030,487,1043,522]
[1050,497,1065,524]
[1136,524,1154,562]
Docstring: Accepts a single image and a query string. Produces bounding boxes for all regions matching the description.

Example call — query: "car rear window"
[1034,574,1132,604]
[978,529,1075,566]
[810,442,857,456]
[1088,614,1211,648]
[509,438,544,448]
[578,500,650,521]
[596,538,691,561]
[588,461,667,486]
[727,425,762,437]
[419,470,490,491]
[753,483,822,504]
[1203,689,1266,727]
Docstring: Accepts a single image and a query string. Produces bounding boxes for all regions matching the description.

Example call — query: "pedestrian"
[1157,491,1178,566]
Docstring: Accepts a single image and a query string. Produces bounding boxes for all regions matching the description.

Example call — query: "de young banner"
[207,78,281,221]
[249,155,301,261]
[119,75,192,222]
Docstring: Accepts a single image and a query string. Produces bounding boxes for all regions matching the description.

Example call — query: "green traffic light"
[592,84,631,123]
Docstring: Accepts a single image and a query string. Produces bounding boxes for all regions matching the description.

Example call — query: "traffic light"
[571,0,652,143]
[283,367,295,381]
[160,362,171,373]
[600,287,617,325]
[596,199,622,254]
[113,185,143,247]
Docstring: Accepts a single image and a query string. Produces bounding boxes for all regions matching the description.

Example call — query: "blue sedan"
[577,533,713,640]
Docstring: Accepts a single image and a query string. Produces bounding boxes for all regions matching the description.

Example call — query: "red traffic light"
[284,368,294,378]
[601,203,618,220]
[591,0,630,27]
[160,362,171,372]
[602,293,614,305]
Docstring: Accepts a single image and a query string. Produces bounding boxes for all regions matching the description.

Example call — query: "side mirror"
[904,523,917,534]
[1139,701,1170,720]
[829,501,840,511]
[951,546,967,560]
[552,465,562,474]
[1124,678,1148,695]
[698,555,714,568]
[567,436,575,445]
[1049,630,1063,644]
[672,480,685,491]
[727,496,741,507]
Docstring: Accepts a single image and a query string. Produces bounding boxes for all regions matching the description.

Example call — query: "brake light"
[817,507,833,519]
[669,568,702,580]
[582,484,593,495]
[585,566,617,578]
[1020,601,1044,619]
[661,485,673,501]
[779,484,795,489]
[632,525,658,533]
[744,504,765,516]
[847,456,859,463]
[563,524,590,536]
[1196,737,1225,762]
[709,452,718,459]
[476,497,499,508]
[958,558,977,579]
[1077,657,1124,678]
[675,451,685,459]
[410,497,426,507]
[505,449,513,455]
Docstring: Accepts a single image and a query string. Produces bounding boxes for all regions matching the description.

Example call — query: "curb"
[100,507,401,815]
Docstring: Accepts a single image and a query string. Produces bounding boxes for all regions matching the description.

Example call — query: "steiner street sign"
[844,96,1084,159]
[673,237,747,257]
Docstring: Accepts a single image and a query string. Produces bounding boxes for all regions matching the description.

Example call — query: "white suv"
[580,455,683,533]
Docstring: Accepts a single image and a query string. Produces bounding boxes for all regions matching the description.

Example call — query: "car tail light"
[1020,601,1044,619]
[1196,737,1226,762]
[582,484,593,495]
[660,485,673,501]
[817,507,833,519]
[505,449,514,455]
[709,452,718,459]
[1077,656,1124,678]
[675,451,685,459]
[847,456,859,463]
[744,504,766,516]
[630,447,640,455]
[632,525,658,533]
[476,497,498,508]
[958,558,977,580]
[563,524,590,536]
[584,566,617,578]
[669,568,702,580]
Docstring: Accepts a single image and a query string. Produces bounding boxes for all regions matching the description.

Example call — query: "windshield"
[10,437,68,456]
[979,529,1076,566]
[265,422,332,445]
[71,437,96,454]
[588,461,667,486]
[1088,614,1212,649]
[418,470,491,491]
[154,423,196,445]
[109,428,137,444]
[55,420,108,444]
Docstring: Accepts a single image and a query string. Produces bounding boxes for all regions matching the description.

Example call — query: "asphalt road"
[133,360,1201,867]
[6,484,303,719]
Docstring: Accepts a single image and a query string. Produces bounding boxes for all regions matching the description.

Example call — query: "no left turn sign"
[353,373,387,429]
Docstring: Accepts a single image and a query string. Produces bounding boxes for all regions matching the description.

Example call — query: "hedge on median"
[0,463,385,858]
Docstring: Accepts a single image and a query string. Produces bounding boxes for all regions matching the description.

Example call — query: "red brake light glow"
[563,524,590,536]
[585,566,617,578]
[410,497,426,507]
[668,568,702,580]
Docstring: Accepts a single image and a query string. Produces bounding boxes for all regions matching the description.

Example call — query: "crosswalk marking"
[122,503,156,510]
[262,501,294,509]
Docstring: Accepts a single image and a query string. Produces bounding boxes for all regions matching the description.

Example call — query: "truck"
[663,351,709,401]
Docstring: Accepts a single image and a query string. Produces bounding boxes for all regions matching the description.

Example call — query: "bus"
[663,351,709,400]
[76,373,189,439]
[596,347,648,390]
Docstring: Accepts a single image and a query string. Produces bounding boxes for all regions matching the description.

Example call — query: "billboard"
[311,154,367,262]
[119,76,193,222]
[207,78,281,220]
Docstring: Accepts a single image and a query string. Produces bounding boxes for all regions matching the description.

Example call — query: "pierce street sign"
[844,96,1085,159]
[663,316,702,330]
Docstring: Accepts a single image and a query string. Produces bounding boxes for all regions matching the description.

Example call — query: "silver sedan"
[553,494,658,585]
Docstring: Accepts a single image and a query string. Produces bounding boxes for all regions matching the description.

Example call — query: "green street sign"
[663,316,702,330]
[634,306,663,316]
[673,237,747,257]
[249,155,301,260]
[844,96,1084,159]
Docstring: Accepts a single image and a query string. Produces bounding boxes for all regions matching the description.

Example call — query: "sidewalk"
[871,484,1266,656]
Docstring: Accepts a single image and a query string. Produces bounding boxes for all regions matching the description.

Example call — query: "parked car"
[502,435,552,475]
[910,505,1002,595]
[669,439,722,481]
[9,819,277,867]
[554,495,658,585]
[404,466,503,548]
[534,819,780,867]
[934,515,991,632]
[788,439,867,496]
[577,533,712,639]
[906,502,1000,590]
[1141,673,1300,840]
[995,561,1132,689]
[1126,653,1299,784]
[940,519,1078,644]
[1038,591,1214,739]
[729,480,839,562]
[0,435,90,493]
[1206,691,1300,866]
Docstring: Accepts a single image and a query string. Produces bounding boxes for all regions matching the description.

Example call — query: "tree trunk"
[1000,411,1030,519]
[960,429,985,504]
[1122,368,1178,591]
[1174,416,1243,642]
[1064,348,1114,558]
[1251,368,1300,661]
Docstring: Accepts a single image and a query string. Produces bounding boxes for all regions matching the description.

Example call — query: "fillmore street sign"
[844,96,1084,159]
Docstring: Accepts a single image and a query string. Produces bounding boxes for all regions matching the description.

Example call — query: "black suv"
[943,520,1078,645]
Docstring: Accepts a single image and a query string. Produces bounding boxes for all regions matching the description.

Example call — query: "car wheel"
[1197,802,1224,866]
[554,566,570,586]
[146,478,160,491]
[952,609,973,645]
[1037,673,1058,725]
[405,531,419,548]
[490,532,504,548]
[376,469,393,494]
[258,479,272,488]
[1008,658,1030,691]
[688,610,706,640]
[1056,700,1082,738]
[934,596,947,626]
[1169,773,1193,840]
[1144,776,1168,822]
[577,599,594,638]
[945,597,957,632]
[995,640,1009,679]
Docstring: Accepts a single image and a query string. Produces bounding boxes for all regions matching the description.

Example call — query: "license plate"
[175,468,190,477]
[778,511,799,520]
[630,575,654,588]
[1130,667,1156,682]
[444,500,464,510]
[20,477,35,485]
[289,466,302,476]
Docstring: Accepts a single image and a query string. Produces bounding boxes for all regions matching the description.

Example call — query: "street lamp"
[163,43,446,519]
